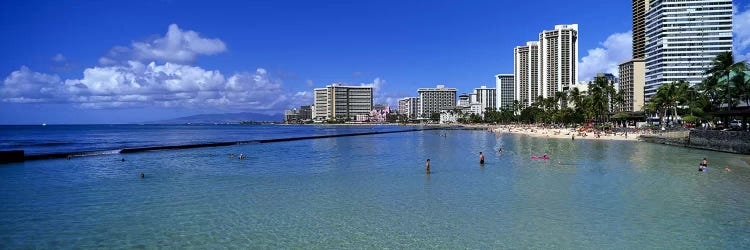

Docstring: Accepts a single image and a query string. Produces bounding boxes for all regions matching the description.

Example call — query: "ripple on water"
[1,130,749,248]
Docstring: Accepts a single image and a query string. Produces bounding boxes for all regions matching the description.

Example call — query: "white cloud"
[358,77,398,107]
[0,24,313,112]
[1,62,306,110]
[734,4,750,61]
[1,66,62,103]
[51,53,66,62]
[99,24,226,65]
[579,31,632,81]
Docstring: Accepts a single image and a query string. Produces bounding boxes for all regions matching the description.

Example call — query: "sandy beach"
[479,124,642,141]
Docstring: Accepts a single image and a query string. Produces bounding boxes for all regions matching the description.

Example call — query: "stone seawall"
[687,130,750,154]
[639,130,750,154]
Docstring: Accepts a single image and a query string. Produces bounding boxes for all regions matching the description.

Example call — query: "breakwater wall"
[639,130,750,154]
[3,127,454,163]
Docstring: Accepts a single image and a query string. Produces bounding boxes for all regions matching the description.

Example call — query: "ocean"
[0,124,409,156]
[1,125,749,248]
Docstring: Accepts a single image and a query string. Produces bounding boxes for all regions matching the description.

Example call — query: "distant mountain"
[149,112,284,124]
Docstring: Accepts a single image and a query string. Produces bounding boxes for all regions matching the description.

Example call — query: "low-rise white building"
[439,108,460,124]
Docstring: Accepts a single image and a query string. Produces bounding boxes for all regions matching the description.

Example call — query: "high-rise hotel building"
[633,0,650,60]
[619,0,651,112]
[418,85,457,118]
[514,41,540,107]
[539,24,579,101]
[514,24,578,108]
[495,74,514,110]
[644,0,733,100]
[313,84,373,121]
[619,59,646,111]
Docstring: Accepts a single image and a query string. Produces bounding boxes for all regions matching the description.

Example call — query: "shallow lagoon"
[1,130,749,248]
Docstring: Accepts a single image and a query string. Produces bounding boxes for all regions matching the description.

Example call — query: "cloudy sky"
[1,0,749,124]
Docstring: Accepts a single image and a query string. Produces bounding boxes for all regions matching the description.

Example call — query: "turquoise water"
[0,124,410,155]
[1,130,749,248]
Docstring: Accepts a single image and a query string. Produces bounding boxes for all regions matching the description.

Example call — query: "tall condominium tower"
[633,0,650,59]
[418,85,457,118]
[644,0,733,100]
[495,74,515,110]
[312,84,373,121]
[618,0,650,112]
[514,41,540,107]
[539,24,579,100]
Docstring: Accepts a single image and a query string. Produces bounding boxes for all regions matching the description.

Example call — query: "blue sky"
[1,0,749,124]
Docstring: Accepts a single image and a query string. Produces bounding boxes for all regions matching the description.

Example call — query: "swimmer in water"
[724,167,731,172]
[479,152,485,164]
[425,159,431,174]
[140,173,145,179]
[121,158,125,162]
[698,158,708,172]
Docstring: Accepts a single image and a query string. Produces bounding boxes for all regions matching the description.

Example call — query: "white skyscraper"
[496,74,514,110]
[539,24,579,101]
[513,24,578,108]
[644,0,733,100]
[514,41,540,107]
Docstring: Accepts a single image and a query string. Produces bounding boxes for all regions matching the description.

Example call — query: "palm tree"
[612,89,625,113]
[730,63,749,108]
[568,88,584,111]
[649,81,689,127]
[512,100,521,118]
[588,76,610,122]
[698,76,722,112]
[544,97,556,112]
[705,51,734,86]
[554,91,568,109]
[646,87,668,129]
[735,71,750,107]
[704,51,747,111]
[674,80,690,121]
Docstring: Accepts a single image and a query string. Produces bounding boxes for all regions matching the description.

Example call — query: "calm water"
[1,129,750,248]
[0,124,408,156]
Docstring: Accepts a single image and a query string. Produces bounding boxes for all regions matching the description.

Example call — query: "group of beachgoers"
[486,124,644,141]
[423,145,730,175]
[698,158,731,172]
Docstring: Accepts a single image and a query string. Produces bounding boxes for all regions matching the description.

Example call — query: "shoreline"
[286,123,641,141]
[469,124,641,141]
